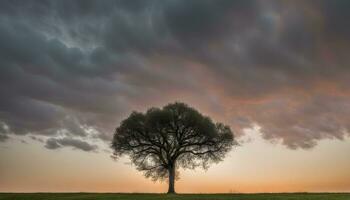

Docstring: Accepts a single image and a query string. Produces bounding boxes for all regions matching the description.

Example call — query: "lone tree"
[111,102,235,194]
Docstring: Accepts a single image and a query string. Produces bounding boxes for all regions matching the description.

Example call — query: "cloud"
[29,136,44,143]
[45,137,97,152]
[0,133,8,142]
[0,121,10,142]
[0,0,349,149]
[45,138,61,150]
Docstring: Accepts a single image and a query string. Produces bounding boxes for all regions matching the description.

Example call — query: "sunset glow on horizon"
[1,0,350,194]
[1,127,349,193]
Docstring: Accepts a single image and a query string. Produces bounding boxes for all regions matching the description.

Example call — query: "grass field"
[0,193,349,200]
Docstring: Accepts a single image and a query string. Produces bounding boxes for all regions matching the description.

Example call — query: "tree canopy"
[111,102,235,193]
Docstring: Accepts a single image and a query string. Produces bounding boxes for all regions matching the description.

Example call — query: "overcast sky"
[0,0,350,193]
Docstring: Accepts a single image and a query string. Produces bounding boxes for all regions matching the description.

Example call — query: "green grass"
[0,193,349,200]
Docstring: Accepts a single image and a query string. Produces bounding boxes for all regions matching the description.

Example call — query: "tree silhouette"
[111,102,235,194]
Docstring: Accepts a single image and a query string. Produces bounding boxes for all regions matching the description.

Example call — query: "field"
[0,193,349,200]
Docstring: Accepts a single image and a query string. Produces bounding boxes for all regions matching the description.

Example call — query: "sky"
[0,0,350,193]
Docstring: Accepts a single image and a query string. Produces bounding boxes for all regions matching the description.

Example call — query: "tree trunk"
[167,164,176,194]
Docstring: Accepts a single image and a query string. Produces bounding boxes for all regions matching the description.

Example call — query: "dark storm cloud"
[319,0,350,38]
[45,137,97,152]
[0,0,349,150]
